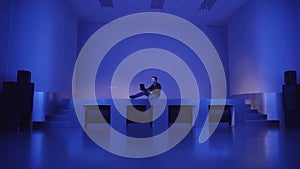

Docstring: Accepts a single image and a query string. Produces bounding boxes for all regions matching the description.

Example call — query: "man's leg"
[130,91,149,99]
[146,93,159,110]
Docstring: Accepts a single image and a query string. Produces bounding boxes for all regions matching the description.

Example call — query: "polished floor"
[1,125,300,169]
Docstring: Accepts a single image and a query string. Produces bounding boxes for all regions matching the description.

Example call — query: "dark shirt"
[148,82,161,96]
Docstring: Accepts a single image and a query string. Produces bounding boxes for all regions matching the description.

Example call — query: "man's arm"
[147,84,153,92]
[157,83,161,90]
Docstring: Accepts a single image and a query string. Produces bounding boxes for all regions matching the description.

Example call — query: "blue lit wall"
[5,0,78,93]
[78,23,229,98]
[0,0,12,90]
[228,0,300,95]
[4,0,299,98]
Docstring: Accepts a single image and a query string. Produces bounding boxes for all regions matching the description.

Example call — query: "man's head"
[152,76,158,83]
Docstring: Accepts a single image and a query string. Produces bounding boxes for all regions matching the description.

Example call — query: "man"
[129,76,161,99]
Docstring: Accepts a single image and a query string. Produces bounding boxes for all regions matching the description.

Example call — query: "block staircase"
[44,99,71,128]
[33,98,281,128]
[244,104,280,127]
[33,99,71,129]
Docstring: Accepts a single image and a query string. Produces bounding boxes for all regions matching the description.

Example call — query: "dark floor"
[1,125,300,169]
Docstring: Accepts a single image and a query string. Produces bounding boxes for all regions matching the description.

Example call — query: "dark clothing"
[132,82,161,99]
[130,82,161,110]
[147,82,161,96]
[133,91,150,98]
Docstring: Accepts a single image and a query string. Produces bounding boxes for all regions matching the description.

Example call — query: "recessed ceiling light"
[151,0,164,9]
[199,0,218,11]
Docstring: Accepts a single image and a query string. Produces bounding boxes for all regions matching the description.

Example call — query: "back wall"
[4,0,78,94]
[77,22,229,99]
[228,0,300,95]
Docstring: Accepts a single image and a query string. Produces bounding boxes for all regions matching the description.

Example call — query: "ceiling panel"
[68,0,250,25]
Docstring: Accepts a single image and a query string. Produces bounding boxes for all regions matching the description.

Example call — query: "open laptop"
[139,84,146,91]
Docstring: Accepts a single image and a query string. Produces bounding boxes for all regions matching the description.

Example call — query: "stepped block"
[33,121,71,129]
[247,109,259,114]
[246,114,267,120]
[33,121,70,129]
[44,121,70,128]
[246,120,280,127]
[55,109,70,115]
[244,104,252,110]
[56,99,71,110]
[46,115,69,121]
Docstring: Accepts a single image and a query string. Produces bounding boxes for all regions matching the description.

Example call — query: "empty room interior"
[1,0,300,169]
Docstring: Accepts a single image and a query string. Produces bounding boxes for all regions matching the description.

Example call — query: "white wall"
[6,0,78,94]
[0,0,12,90]
[77,22,229,98]
[228,0,300,95]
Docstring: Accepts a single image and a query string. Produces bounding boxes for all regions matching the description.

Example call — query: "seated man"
[129,76,161,99]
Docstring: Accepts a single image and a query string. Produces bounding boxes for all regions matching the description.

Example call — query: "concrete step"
[56,99,71,110]
[247,109,259,114]
[244,104,252,110]
[246,120,280,127]
[38,121,70,128]
[246,114,267,120]
[33,121,70,129]
[55,109,70,115]
[46,115,69,121]
[44,121,70,128]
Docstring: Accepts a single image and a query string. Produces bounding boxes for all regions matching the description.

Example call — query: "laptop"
[139,84,146,91]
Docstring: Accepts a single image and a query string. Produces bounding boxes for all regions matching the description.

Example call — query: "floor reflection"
[1,126,300,169]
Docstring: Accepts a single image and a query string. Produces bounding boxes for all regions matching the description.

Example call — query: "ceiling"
[68,0,250,26]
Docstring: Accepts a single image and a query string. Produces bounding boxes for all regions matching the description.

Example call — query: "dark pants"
[133,91,150,98]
